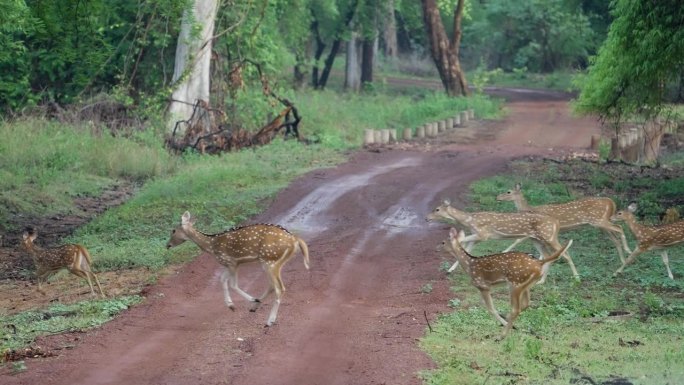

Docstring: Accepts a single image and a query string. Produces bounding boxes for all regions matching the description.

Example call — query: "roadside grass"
[0,296,142,355]
[0,119,176,228]
[421,162,684,384]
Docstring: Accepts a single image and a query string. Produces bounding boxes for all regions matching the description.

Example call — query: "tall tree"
[576,0,684,163]
[420,0,469,96]
[167,0,219,133]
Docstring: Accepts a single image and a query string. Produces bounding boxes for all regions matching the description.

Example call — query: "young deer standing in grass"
[496,183,631,263]
[166,211,310,326]
[611,203,684,279]
[21,229,105,297]
[426,200,578,282]
[444,228,573,337]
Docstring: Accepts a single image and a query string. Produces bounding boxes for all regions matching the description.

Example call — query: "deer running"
[166,211,310,326]
[611,203,684,279]
[444,228,572,337]
[496,183,631,262]
[21,228,105,297]
[426,200,578,282]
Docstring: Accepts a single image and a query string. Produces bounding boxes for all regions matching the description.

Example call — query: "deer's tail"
[540,240,573,266]
[296,237,310,270]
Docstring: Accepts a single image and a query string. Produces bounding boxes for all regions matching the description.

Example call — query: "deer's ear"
[22,232,29,240]
[181,211,193,225]
[443,199,451,206]
[514,183,522,191]
[449,227,458,238]
[627,203,637,213]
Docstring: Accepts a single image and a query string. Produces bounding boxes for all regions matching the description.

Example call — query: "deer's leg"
[503,287,522,336]
[551,241,580,281]
[478,288,507,327]
[220,268,236,310]
[447,260,460,273]
[597,222,631,262]
[36,270,52,295]
[224,267,259,305]
[69,268,97,296]
[533,243,550,284]
[89,272,106,297]
[661,251,674,280]
[503,237,526,253]
[521,287,531,311]
[264,265,283,327]
[79,255,106,297]
[614,248,644,277]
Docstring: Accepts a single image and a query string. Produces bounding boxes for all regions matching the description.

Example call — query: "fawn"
[612,203,684,279]
[166,211,310,326]
[444,227,572,337]
[21,228,105,297]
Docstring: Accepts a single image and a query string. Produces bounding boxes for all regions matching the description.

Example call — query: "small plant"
[421,283,434,294]
[448,298,461,308]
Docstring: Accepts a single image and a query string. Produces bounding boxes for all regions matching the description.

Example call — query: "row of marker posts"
[363,109,475,145]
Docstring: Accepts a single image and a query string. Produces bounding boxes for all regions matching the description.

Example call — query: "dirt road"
[3,89,600,385]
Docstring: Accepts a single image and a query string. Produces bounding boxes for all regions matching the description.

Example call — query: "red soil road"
[3,89,600,385]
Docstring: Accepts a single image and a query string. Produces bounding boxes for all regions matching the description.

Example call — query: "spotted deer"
[166,211,310,326]
[21,229,105,297]
[426,200,578,282]
[611,203,684,279]
[444,228,573,337]
[496,183,631,262]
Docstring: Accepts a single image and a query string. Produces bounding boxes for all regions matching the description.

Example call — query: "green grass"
[1,296,142,354]
[421,167,684,385]
[0,119,176,226]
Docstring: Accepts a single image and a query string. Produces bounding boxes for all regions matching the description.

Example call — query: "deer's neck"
[449,242,473,273]
[513,195,533,211]
[622,213,651,241]
[183,227,220,254]
[445,206,472,224]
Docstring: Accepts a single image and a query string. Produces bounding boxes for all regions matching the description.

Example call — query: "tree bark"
[167,0,219,134]
[383,0,398,57]
[420,0,469,97]
[361,37,375,85]
[345,32,362,91]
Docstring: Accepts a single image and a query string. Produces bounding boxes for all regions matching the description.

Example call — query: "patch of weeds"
[448,299,461,308]
[0,296,142,360]
[421,283,434,294]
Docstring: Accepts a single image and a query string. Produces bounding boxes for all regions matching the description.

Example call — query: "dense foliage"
[576,0,684,124]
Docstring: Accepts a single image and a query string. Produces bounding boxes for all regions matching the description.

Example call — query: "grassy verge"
[1,296,142,358]
[420,160,684,384]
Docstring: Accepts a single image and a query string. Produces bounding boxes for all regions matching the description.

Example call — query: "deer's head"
[611,203,637,223]
[21,228,38,252]
[496,183,522,202]
[166,211,195,249]
[426,200,452,222]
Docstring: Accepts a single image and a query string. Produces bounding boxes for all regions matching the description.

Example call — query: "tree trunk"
[317,39,342,90]
[420,0,469,97]
[167,0,219,134]
[361,37,375,85]
[345,32,362,91]
[311,20,326,88]
[383,0,398,58]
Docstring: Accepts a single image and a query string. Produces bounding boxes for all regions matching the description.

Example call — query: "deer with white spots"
[496,183,631,263]
[444,228,573,337]
[166,211,310,326]
[426,200,578,282]
[611,203,684,280]
[21,228,105,297]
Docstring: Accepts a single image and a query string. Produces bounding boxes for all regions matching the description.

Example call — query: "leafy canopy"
[575,0,684,124]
